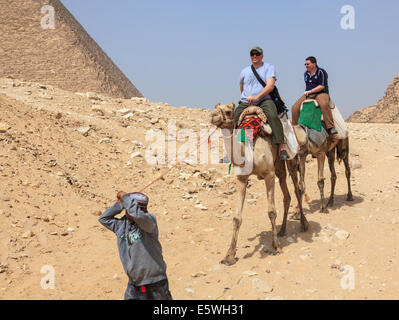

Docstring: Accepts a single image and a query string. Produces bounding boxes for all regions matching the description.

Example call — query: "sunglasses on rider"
[250,52,262,57]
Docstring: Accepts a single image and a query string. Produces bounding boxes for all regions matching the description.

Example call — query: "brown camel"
[291,123,353,215]
[210,103,308,266]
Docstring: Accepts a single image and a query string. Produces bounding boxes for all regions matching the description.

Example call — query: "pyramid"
[0,0,142,98]
[347,74,399,123]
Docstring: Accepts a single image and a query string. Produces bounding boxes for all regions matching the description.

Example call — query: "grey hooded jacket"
[99,194,167,286]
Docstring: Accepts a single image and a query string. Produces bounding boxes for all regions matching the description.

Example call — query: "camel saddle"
[237,106,272,142]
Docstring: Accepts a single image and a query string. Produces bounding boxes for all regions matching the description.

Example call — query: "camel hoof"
[301,220,310,232]
[327,199,334,207]
[220,257,238,266]
[346,195,354,201]
[320,207,329,214]
[278,229,286,237]
[290,212,301,220]
[272,240,281,251]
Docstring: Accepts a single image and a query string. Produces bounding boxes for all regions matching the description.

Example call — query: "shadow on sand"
[305,193,364,215]
[242,219,322,261]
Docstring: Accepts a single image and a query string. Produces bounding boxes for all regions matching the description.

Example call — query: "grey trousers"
[124,278,173,300]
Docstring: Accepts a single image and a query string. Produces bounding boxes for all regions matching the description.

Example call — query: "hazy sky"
[62,0,399,118]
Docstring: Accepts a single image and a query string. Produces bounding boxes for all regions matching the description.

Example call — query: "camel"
[210,103,308,266]
[291,118,353,215]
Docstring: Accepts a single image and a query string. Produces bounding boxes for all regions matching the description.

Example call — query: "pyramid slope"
[0,0,142,98]
[347,75,399,123]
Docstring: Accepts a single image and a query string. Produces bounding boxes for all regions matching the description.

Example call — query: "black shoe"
[280,149,289,160]
[328,128,338,136]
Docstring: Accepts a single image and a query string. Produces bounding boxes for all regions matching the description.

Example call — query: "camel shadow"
[305,193,364,215]
[242,220,322,260]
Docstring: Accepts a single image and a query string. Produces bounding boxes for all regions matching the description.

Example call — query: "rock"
[50,232,58,236]
[194,204,208,211]
[351,159,362,170]
[116,108,131,115]
[252,278,273,293]
[91,105,105,115]
[300,252,313,260]
[0,122,11,133]
[22,230,34,239]
[150,118,159,124]
[130,151,142,159]
[335,230,350,240]
[182,214,191,220]
[223,187,236,195]
[92,210,102,217]
[77,127,91,136]
[185,288,195,295]
[67,227,75,232]
[86,92,102,100]
[247,199,256,205]
[113,273,121,280]
[122,112,135,119]
[131,97,147,103]
[132,108,146,114]
[131,140,143,147]
[191,271,206,278]
[243,270,258,277]
[99,138,111,144]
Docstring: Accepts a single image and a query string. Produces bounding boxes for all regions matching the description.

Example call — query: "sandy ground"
[0,77,398,300]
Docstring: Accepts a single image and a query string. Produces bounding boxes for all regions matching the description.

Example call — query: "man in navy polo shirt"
[291,56,338,136]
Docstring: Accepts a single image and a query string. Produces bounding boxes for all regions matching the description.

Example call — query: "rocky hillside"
[1,77,398,300]
[347,75,399,123]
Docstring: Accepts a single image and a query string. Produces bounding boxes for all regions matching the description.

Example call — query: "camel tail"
[336,137,349,164]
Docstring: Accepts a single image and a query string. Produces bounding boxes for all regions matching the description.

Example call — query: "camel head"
[210,102,235,129]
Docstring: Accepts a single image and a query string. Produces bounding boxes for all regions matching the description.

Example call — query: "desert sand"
[0,77,398,300]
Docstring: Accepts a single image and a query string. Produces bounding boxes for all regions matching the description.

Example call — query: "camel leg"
[287,158,309,232]
[221,175,248,266]
[317,153,328,213]
[343,152,354,201]
[264,171,281,253]
[292,154,306,220]
[327,148,337,207]
[276,160,291,237]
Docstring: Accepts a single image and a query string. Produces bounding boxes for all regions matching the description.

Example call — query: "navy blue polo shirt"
[304,67,328,92]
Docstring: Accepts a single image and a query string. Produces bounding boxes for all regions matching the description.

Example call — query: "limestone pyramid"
[0,0,142,98]
[347,75,399,123]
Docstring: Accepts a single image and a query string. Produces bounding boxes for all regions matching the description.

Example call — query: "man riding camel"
[291,56,338,136]
[235,46,289,160]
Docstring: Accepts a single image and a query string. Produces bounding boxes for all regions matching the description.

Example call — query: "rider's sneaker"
[280,149,289,161]
[328,127,338,136]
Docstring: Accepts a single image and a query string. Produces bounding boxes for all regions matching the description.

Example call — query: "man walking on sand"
[99,191,172,300]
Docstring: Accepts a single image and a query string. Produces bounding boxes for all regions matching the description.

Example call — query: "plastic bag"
[329,100,349,139]
[280,112,299,160]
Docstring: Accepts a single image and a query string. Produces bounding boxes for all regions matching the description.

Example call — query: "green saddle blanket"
[298,100,322,132]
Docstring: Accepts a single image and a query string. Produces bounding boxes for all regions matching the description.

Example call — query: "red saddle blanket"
[238,116,263,141]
